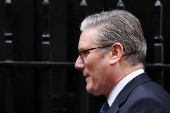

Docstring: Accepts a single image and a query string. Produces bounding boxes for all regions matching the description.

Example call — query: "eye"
[81,50,89,57]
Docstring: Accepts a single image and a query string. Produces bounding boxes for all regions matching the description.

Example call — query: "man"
[75,10,170,113]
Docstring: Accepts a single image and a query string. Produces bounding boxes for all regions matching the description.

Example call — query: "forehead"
[78,28,98,50]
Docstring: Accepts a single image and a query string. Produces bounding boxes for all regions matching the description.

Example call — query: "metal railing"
[0,61,169,70]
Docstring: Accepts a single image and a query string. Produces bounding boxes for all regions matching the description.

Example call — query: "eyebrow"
[78,48,84,51]
[78,46,89,51]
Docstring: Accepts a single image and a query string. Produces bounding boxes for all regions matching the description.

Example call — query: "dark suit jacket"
[108,73,170,113]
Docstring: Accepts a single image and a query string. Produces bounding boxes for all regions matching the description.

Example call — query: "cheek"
[86,56,108,78]
[85,55,100,70]
[85,58,110,95]
[85,55,109,81]
[89,67,105,89]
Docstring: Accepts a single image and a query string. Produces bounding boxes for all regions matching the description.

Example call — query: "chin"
[86,85,94,94]
[86,86,100,96]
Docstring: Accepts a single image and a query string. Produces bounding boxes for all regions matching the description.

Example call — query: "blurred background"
[0,0,170,113]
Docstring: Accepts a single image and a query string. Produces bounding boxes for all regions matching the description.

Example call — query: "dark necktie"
[100,101,110,113]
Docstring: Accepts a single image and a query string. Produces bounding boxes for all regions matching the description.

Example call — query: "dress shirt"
[107,69,144,107]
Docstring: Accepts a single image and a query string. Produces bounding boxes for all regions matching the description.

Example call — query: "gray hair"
[80,10,147,66]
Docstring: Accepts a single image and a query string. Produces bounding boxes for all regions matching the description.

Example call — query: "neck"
[105,62,144,98]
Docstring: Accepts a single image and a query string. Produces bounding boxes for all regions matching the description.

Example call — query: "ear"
[110,43,124,64]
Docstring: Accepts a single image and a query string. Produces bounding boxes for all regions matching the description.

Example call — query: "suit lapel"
[107,73,151,113]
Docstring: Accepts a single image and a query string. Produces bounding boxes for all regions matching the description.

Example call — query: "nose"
[75,56,85,70]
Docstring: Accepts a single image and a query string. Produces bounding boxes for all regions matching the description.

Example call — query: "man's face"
[75,28,111,96]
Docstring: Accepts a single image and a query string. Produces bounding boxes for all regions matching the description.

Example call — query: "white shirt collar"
[107,69,144,107]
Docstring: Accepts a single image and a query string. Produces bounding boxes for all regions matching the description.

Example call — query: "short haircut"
[80,10,147,66]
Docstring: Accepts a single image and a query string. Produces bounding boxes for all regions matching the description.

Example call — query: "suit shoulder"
[120,97,170,113]
[129,81,170,101]
[121,81,170,112]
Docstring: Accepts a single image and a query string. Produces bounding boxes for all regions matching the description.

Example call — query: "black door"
[0,0,170,113]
